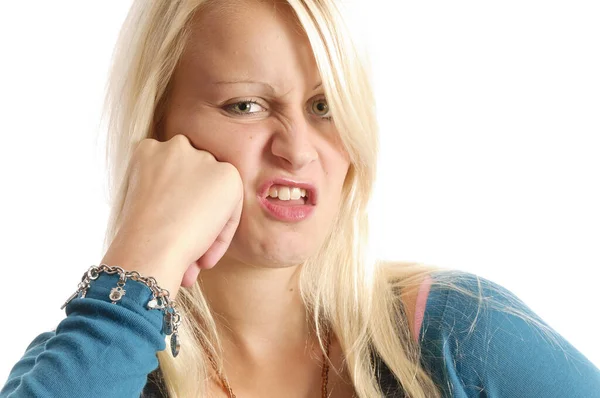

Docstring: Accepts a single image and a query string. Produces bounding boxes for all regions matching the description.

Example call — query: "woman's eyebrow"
[212,79,323,94]
[212,80,276,95]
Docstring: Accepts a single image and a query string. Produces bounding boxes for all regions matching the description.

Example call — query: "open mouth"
[258,180,317,221]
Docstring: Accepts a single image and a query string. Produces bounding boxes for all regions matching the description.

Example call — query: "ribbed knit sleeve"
[0,272,168,398]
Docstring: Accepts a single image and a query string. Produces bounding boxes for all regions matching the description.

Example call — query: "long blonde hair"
[101,1,561,397]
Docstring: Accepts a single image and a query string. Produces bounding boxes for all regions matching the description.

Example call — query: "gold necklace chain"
[211,330,332,398]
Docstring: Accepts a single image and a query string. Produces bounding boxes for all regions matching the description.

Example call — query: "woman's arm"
[0,272,166,398]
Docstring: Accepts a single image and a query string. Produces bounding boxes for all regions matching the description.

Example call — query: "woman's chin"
[221,222,327,268]
[224,242,314,269]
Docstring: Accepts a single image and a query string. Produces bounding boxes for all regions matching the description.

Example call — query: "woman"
[2,0,599,397]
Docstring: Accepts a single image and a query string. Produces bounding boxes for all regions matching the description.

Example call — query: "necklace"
[211,330,332,398]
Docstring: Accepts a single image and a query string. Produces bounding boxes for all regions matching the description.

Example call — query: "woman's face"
[162,0,350,268]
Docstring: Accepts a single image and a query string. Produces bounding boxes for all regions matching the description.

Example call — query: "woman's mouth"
[257,179,317,222]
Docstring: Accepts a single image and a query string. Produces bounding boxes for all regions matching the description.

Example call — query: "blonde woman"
[2,1,599,397]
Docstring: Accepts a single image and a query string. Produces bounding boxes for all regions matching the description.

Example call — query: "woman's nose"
[270,116,318,170]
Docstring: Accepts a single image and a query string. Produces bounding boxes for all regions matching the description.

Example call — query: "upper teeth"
[268,185,307,200]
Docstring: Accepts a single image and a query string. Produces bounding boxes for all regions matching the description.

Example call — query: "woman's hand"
[101,134,243,299]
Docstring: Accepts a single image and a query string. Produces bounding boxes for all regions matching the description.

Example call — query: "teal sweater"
[2,271,599,397]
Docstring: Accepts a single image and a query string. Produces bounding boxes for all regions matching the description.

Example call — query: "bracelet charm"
[170,331,180,357]
[109,286,126,303]
[147,297,167,309]
[162,311,174,335]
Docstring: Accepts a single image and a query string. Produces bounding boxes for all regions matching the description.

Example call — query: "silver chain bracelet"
[60,263,182,357]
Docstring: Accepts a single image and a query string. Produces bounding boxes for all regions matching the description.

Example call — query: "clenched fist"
[101,134,243,299]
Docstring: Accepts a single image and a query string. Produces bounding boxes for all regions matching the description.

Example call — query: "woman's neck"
[198,257,312,359]
[198,258,357,397]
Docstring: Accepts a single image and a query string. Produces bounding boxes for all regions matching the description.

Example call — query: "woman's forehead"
[188,0,306,53]
[178,0,320,95]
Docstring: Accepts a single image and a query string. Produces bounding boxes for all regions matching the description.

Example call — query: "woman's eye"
[311,98,331,118]
[225,101,266,115]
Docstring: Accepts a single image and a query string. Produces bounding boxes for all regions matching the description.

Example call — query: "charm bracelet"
[61,263,182,357]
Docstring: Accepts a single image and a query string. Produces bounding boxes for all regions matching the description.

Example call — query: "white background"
[1,0,598,384]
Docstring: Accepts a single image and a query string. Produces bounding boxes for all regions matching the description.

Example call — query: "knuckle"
[198,149,216,162]
[169,133,191,147]
[219,162,243,190]
[218,161,237,176]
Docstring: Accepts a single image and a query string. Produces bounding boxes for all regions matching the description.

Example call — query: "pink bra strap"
[413,275,433,341]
